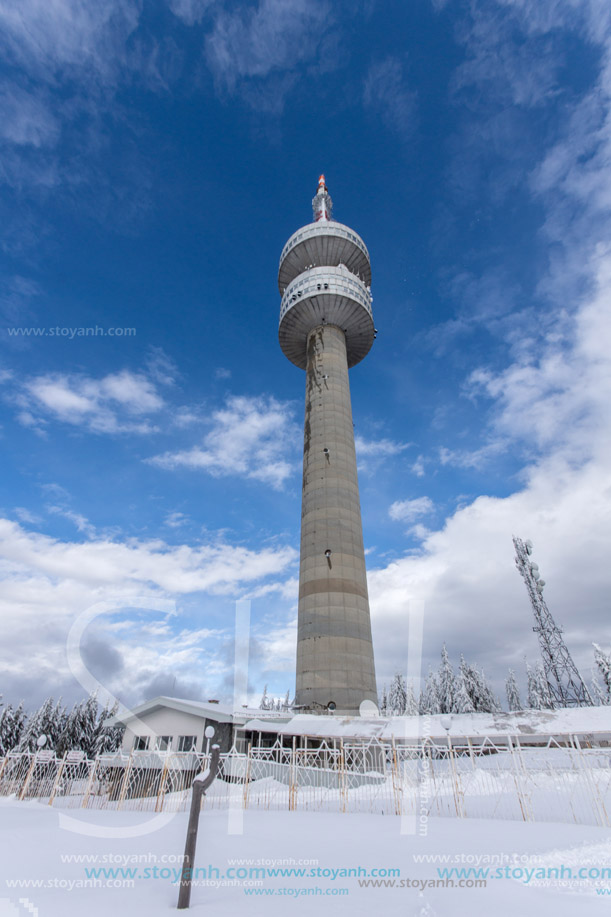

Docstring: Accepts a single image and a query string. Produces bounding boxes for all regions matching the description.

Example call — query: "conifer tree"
[0,702,27,755]
[458,656,501,713]
[388,674,407,715]
[526,661,553,709]
[259,685,271,710]
[379,684,388,715]
[593,644,611,703]
[437,645,455,714]
[453,670,475,714]
[405,680,419,716]
[505,669,523,712]
[418,668,440,714]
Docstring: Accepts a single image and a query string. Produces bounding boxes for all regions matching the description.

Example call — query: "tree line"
[0,692,124,757]
[379,643,611,715]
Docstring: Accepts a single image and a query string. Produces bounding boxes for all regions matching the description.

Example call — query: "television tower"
[513,536,593,707]
[278,176,378,714]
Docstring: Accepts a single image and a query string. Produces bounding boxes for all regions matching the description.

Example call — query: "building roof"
[242,706,611,741]
[108,696,281,728]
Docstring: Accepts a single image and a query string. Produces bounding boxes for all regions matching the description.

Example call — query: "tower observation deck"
[278,176,378,714]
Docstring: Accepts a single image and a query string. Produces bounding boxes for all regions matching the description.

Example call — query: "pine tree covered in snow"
[593,644,611,704]
[590,672,609,706]
[458,656,501,713]
[453,670,475,714]
[0,701,26,755]
[18,697,67,751]
[505,669,523,712]
[437,645,455,714]
[419,668,441,714]
[404,680,419,716]
[259,685,272,710]
[526,661,553,710]
[379,685,388,715]
[387,674,407,715]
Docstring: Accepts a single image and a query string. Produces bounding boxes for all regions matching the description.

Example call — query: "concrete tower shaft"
[278,178,378,714]
[297,325,377,712]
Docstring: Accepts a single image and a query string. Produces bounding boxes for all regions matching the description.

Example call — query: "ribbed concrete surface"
[295,324,378,713]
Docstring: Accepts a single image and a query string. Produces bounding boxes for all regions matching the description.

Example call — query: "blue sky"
[1,0,610,712]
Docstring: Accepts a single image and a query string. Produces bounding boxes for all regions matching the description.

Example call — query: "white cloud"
[46,504,96,537]
[0,517,298,706]
[204,0,330,106]
[355,434,410,457]
[164,511,189,528]
[467,244,611,464]
[168,0,215,25]
[16,369,166,433]
[0,84,60,148]
[389,496,434,523]
[363,57,417,139]
[411,455,426,477]
[355,433,410,474]
[150,394,299,489]
[439,441,508,470]
[0,0,142,84]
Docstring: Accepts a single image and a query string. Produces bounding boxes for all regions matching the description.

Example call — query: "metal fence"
[1,735,609,826]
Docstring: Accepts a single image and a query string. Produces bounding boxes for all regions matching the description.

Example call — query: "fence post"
[390,736,401,816]
[243,743,252,810]
[507,736,531,822]
[447,736,465,818]
[339,738,347,813]
[48,752,68,806]
[18,754,38,801]
[117,752,134,810]
[571,734,609,827]
[81,756,99,808]
[155,754,171,813]
[289,736,296,811]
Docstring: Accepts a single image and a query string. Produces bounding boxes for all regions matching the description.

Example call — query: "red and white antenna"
[312,174,333,222]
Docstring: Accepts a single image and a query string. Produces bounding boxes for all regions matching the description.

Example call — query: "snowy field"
[1,798,611,916]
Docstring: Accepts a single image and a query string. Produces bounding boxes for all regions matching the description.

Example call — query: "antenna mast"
[513,536,593,707]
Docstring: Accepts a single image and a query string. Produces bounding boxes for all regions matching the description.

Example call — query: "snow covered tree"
[458,656,501,713]
[387,674,407,715]
[593,644,611,704]
[437,645,455,714]
[18,697,66,751]
[259,685,272,711]
[95,702,124,755]
[0,702,26,755]
[590,672,609,706]
[526,661,553,710]
[405,680,418,716]
[419,668,440,714]
[505,669,523,712]
[453,670,475,714]
[379,684,388,715]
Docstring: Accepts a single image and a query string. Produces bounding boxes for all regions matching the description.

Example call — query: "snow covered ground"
[1,797,611,915]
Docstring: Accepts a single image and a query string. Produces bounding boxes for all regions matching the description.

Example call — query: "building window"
[155,736,172,751]
[178,735,197,752]
[133,736,149,751]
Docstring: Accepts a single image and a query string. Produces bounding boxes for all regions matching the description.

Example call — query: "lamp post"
[177,745,221,910]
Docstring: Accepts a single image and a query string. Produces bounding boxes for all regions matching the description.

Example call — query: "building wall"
[121,708,233,753]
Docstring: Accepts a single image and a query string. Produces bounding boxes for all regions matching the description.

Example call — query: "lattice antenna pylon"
[513,536,593,708]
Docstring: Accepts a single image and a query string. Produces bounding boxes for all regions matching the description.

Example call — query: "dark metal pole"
[177,745,221,910]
